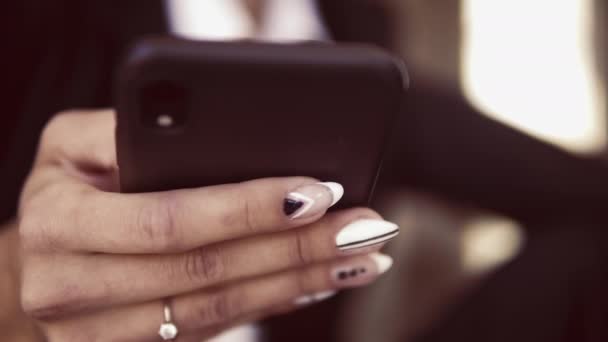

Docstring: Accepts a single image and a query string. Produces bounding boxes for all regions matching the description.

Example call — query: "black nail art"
[337,267,368,281]
[284,198,304,216]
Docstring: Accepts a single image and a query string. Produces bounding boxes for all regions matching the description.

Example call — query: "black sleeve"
[0,0,167,224]
[0,1,53,223]
[379,80,608,227]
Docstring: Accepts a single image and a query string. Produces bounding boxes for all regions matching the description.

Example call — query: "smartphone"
[115,37,408,209]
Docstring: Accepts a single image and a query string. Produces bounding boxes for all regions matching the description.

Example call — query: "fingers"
[21,177,345,254]
[39,253,393,342]
[19,110,118,208]
[25,209,399,313]
[169,253,393,337]
[22,109,346,254]
[36,110,117,171]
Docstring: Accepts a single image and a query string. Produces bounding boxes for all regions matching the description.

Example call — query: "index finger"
[24,177,344,254]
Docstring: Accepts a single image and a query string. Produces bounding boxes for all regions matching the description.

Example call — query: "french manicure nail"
[335,219,399,251]
[320,182,344,206]
[284,182,344,219]
[294,290,337,306]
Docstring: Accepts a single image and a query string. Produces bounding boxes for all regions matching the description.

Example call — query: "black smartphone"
[115,37,408,209]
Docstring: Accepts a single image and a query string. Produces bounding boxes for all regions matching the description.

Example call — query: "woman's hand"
[18,110,399,341]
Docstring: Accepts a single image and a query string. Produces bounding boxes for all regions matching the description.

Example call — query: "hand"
[0,220,44,341]
[18,110,399,341]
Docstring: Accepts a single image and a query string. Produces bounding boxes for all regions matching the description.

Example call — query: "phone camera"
[139,81,188,130]
[156,114,174,128]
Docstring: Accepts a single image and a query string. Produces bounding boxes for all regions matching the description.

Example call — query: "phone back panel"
[115,38,408,208]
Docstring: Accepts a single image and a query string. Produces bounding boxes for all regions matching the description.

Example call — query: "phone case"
[115,37,408,209]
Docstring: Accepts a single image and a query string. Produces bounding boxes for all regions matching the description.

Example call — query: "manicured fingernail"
[321,182,344,206]
[370,253,393,274]
[313,290,338,301]
[294,290,338,306]
[335,219,399,251]
[284,182,344,219]
[332,253,394,287]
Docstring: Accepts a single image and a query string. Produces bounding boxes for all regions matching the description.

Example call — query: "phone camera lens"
[139,81,188,130]
[156,114,174,128]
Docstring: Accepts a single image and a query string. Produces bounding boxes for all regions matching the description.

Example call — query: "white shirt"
[166,0,328,42]
[164,1,327,341]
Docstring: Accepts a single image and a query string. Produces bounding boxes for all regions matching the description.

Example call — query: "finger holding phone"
[18,110,399,341]
[20,39,407,341]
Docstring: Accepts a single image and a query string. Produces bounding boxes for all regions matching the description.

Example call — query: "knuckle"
[20,183,91,252]
[19,200,62,252]
[291,267,317,296]
[222,187,261,235]
[135,193,182,251]
[184,245,225,285]
[18,189,48,236]
[41,111,78,146]
[243,194,259,234]
[41,113,66,142]
[18,211,44,249]
[195,292,239,326]
[21,281,86,321]
[287,230,312,267]
[20,286,40,318]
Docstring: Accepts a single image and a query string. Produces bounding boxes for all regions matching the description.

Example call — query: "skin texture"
[0,221,43,341]
[15,110,394,341]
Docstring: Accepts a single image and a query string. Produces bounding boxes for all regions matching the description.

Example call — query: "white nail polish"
[370,253,394,274]
[318,182,344,206]
[287,182,343,219]
[294,295,314,306]
[312,290,337,302]
[335,219,400,251]
[294,290,337,306]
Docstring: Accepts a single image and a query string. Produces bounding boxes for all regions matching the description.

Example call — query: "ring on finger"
[159,299,179,340]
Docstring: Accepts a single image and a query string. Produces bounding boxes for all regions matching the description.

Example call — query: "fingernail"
[321,182,344,206]
[332,253,394,287]
[370,253,394,274]
[294,290,338,306]
[284,182,344,219]
[335,219,399,251]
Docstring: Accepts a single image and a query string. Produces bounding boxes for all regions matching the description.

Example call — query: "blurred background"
[398,0,606,154]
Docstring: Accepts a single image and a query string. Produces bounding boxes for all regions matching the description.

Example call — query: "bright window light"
[462,0,606,153]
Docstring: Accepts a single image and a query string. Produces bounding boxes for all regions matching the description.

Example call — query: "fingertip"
[318,182,344,207]
[284,181,341,220]
[369,253,394,275]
